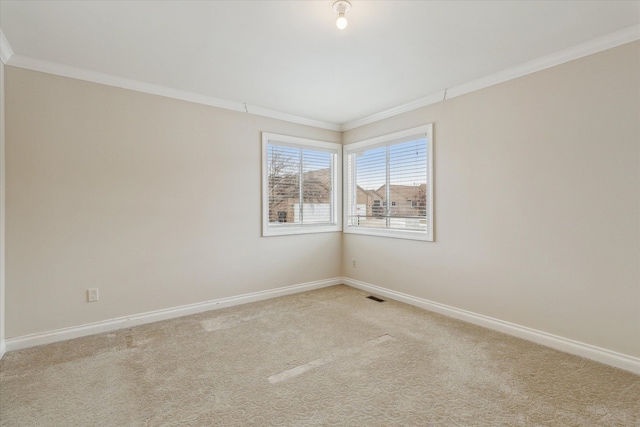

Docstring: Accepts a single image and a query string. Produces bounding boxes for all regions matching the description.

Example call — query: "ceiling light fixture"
[333,0,351,30]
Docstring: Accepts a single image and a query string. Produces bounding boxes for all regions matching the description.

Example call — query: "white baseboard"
[5,277,342,352]
[343,277,640,375]
[5,276,639,375]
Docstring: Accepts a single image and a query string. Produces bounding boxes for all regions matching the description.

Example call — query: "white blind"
[348,135,428,232]
[267,144,335,226]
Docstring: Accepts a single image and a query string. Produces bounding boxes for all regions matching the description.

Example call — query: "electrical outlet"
[352,258,356,268]
[87,288,99,302]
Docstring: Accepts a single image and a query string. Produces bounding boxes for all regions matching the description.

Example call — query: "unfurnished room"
[0,1,639,425]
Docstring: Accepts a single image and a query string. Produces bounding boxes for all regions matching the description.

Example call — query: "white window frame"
[343,124,434,241]
[262,132,342,236]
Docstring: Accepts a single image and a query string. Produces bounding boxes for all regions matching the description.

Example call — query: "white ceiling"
[1,1,639,128]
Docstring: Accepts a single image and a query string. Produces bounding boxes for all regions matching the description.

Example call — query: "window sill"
[343,227,433,241]
[263,224,342,237]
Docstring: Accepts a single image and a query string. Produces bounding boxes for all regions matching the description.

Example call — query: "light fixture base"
[332,0,352,15]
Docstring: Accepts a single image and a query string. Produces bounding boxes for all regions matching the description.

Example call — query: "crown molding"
[445,23,640,101]
[2,24,639,132]
[342,23,640,131]
[245,105,341,131]
[7,54,247,111]
[5,53,341,132]
[0,30,14,64]
[341,91,446,132]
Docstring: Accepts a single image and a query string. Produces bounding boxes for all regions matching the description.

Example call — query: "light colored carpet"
[1,285,638,426]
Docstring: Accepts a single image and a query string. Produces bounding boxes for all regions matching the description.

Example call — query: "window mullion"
[385,146,391,229]
[351,155,357,225]
[299,149,304,225]
[330,155,335,223]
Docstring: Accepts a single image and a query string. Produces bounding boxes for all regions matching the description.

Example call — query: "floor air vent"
[367,295,385,302]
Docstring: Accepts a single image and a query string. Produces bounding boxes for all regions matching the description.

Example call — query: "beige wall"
[4,41,639,360]
[343,41,640,357]
[5,67,342,338]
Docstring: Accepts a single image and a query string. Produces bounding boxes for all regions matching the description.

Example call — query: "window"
[344,124,433,241]
[262,133,341,236]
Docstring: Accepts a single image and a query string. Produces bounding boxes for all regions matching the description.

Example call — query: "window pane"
[268,145,300,224]
[388,139,427,231]
[352,146,386,227]
[350,139,428,230]
[302,150,333,224]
